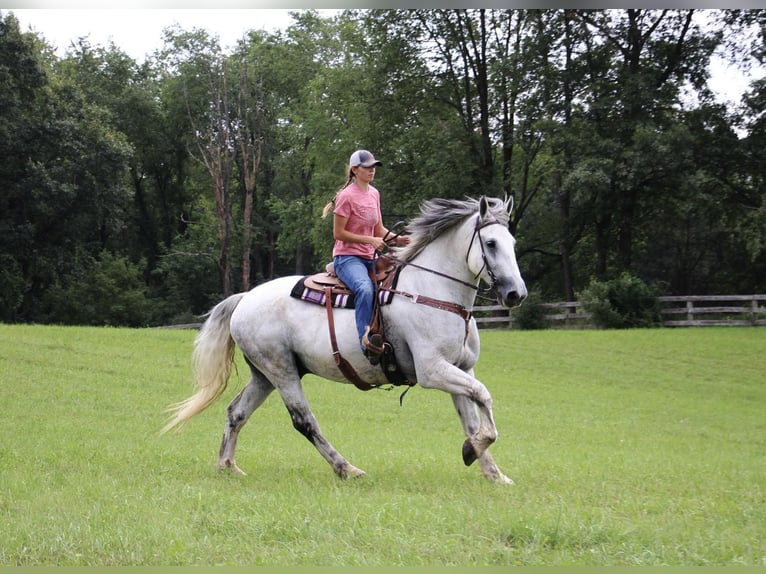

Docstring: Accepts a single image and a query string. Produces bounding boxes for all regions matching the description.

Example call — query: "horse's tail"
[161,292,246,434]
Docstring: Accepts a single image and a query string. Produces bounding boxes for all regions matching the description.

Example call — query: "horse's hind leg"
[277,382,366,480]
[218,368,274,475]
[229,342,364,479]
[452,394,513,485]
[256,359,365,479]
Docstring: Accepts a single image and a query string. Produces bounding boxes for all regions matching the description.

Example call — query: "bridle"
[466,214,503,292]
[379,213,507,340]
[385,213,505,294]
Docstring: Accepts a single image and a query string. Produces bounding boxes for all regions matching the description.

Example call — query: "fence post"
[686,300,694,323]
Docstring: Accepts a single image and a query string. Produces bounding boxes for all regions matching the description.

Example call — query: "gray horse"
[162,196,527,483]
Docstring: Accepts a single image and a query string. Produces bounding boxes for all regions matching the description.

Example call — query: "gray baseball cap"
[349,149,382,167]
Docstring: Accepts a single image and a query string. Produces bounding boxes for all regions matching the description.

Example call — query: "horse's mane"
[395,196,511,262]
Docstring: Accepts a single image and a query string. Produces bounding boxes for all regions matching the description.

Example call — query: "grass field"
[0,323,764,566]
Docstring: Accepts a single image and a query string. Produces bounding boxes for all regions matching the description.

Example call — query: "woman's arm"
[334,214,388,251]
[377,221,411,246]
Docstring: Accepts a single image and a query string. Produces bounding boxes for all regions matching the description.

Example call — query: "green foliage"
[149,223,223,322]
[1,9,766,326]
[510,291,551,330]
[579,272,662,328]
[39,251,150,327]
[0,255,24,321]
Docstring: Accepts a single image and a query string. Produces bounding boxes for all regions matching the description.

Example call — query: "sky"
[8,9,334,57]
[5,8,762,107]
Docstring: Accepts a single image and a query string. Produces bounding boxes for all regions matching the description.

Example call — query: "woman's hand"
[370,236,388,251]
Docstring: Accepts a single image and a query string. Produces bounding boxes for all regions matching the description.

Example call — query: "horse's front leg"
[452,394,513,484]
[416,358,498,466]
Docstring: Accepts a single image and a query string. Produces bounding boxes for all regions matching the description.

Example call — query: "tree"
[576,9,721,276]
[0,13,134,320]
[158,27,239,296]
[230,53,263,290]
[0,12,49,319]
[2,8,764,326]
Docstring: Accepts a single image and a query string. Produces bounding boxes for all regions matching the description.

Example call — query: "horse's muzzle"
[496,281,527,308]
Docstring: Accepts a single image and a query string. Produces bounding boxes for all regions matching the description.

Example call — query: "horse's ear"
[505,194,514,215]
[479,196,489,219]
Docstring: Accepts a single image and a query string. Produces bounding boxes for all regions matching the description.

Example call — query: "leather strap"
[324,286,376,391]
[387,288,472,342]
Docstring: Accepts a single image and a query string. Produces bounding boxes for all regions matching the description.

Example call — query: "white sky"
[8,9,332,57]
[6,8,761,106]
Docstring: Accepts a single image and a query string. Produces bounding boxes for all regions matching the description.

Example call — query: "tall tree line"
[1,9,764,326]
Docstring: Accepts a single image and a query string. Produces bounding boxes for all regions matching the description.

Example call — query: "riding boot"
[361,325,385,366]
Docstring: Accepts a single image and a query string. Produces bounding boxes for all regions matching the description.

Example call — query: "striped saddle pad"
[290,263,399,310]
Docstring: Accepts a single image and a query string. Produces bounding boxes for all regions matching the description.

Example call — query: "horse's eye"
[485,239,496,250]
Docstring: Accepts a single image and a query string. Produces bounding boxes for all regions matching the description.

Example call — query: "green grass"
[0,324,764,565]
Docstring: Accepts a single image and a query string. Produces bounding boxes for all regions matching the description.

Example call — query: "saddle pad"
[290,276,395,309]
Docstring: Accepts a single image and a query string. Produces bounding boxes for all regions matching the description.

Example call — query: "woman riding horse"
[163,196,526,484]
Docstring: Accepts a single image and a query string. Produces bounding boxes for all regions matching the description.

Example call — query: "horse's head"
[467,196,528,308]
[397,195,527,307]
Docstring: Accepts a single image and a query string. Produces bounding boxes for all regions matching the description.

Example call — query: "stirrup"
[362,327,385,365]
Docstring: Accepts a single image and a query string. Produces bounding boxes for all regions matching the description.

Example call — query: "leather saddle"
[304,255,411,390]
[304,256,399,296]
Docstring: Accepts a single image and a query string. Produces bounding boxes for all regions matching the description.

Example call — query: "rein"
[383,256,479,291]
[321,203,508,394]
[382,227,479,290]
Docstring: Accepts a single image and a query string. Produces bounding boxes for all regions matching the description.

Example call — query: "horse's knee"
[469,385,492,408]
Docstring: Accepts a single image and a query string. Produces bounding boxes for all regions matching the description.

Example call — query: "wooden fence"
[163,294,766,330]
[473,294,766,329]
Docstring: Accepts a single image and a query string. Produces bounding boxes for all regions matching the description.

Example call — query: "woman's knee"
[351,278,374,297]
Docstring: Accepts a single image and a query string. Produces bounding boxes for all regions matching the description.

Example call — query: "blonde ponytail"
[321,167,356,219]
[321,196,336,218]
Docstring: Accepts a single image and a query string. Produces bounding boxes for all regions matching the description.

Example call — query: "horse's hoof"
[462,439,478,466]
[338,464,366,479]
[218,459,247,476]
[493,473,514,485]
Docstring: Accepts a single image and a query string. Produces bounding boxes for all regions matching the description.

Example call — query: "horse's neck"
[398,230,478,307]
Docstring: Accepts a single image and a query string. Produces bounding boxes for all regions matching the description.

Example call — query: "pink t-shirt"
[332,183,382,259]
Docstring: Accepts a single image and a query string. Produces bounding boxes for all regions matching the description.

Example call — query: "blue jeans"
[333,255,376,351]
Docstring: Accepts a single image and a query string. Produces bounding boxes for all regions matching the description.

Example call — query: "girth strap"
[324,286,376,391]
